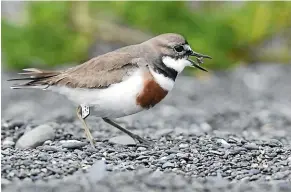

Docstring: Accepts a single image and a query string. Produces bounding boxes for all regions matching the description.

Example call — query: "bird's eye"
[174,45,184,53]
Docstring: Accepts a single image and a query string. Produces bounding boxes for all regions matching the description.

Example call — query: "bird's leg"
[102,118,152,146]
[76,104,95,148]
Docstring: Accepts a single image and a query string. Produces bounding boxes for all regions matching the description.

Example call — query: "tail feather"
[8,68,60,89]
[10,85,49,90]
[18,68,58,77]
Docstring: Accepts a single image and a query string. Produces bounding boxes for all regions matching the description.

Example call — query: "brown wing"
[9,50,141,89]
[51,63,139,89]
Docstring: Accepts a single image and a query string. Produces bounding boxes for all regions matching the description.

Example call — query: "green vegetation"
[2,1,291,71]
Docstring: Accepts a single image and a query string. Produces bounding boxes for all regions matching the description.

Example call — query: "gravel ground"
[1,63,291,192]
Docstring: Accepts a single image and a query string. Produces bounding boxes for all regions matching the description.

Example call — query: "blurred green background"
[2,1,291,72]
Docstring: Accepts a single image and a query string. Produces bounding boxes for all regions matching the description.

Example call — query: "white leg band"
[80,104,90,119]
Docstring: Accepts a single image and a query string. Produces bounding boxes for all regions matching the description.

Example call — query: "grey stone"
[162,162,175,169]
[136,155,149,160]
[2,137,15,147]
[179,143,189,148]
[38,153,50,161]
[217,139,231,148]
[60,140,86,149]
[245,143,259,150]
[137,147,147,151]
[42,146,60,152]
[249,169,260,175]
[15,124,55,149]
[108,135,136,145]
[86,160,107,183]
[176,153,189,159]
[210,150,225,156]
[43,140,53,145]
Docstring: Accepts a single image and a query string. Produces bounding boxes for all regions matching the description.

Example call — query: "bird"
[8,33,211,147]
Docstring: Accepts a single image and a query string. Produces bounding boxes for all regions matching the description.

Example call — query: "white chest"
[51,69,145,118]
[148,56,190,92]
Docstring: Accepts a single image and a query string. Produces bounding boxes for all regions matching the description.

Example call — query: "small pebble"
[217,139,231,149]
[136,156,149,160]
[176,153,189,159]
[44,140,53,145]
[137,147,147,151]
[210,150,225,156]
[108,135,136,145]
[162,162,175,169]
[42,146,60,152]
[38,153,50,161]
[60,140,86,149]
[179,143,189,148]
[249,169,260,175]
[244,143,259,150]
[2,137,15,147]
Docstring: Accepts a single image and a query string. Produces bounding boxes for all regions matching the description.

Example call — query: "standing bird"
[8,33,211,147]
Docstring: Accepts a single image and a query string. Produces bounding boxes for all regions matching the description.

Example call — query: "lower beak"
[187,59,208,72]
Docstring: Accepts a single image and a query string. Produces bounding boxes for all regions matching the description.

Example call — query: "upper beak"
[190,50,212,59]
[187,49,212,72]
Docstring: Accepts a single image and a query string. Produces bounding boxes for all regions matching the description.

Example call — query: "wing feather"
[8,49,142,89]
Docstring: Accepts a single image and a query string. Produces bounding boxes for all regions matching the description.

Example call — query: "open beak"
[187,49,212,72]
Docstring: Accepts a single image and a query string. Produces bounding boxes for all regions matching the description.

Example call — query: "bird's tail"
[7,68,60,90]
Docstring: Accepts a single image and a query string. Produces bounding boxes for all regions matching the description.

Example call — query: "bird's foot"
[130,134,153,147]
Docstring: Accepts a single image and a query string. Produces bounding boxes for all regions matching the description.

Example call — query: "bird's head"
[148,33,212,73]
